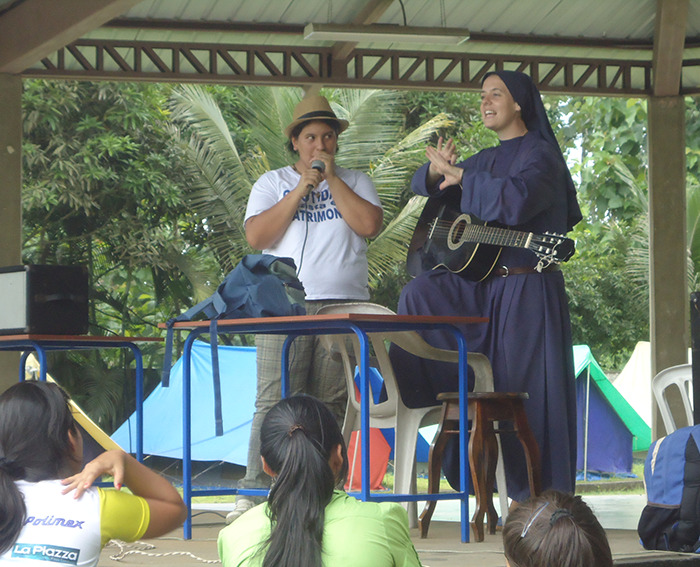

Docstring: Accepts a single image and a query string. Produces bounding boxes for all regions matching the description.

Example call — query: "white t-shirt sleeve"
[245,169,292,223]
[339,168,381,208]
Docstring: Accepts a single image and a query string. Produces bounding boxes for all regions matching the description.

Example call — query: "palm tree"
[167,85,452,295]
[609,157,699,298]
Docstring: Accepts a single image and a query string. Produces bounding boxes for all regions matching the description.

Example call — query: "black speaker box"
[0,265,89,335]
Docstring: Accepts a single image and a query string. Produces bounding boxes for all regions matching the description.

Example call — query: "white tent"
[612,341,691,429]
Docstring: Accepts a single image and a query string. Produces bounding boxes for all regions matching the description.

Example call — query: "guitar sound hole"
[447,214,471,251]
[452,222,465,242]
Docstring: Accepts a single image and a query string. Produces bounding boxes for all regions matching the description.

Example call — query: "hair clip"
[520,502,549,538]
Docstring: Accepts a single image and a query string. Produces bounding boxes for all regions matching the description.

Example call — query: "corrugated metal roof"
[89,0,698,61]
[3,0,700,94]
[106,0,670,40]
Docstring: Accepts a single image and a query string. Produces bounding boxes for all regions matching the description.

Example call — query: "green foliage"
[559,97,648,222]
[686,98,700,188]
[555,96,652,371]
[559,95,700,369]
[21,80,219,429]
[565,218,649,370]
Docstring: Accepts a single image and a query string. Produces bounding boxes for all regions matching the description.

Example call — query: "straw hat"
[284,95,349,138]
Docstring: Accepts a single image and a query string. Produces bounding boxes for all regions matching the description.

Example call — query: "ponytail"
[259,396,348,567]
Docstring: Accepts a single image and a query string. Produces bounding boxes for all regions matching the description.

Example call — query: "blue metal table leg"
[19,351,31,381]
[452,327,470,543]
[352,325,372,501]
[18,343,47,381]
[34,344,47,381]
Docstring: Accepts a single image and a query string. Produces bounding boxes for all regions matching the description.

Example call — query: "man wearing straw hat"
[227,93,383,522]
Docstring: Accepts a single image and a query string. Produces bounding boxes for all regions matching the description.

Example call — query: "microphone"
[306,160,326,191]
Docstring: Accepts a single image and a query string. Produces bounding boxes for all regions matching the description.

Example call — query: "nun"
[391,70,582,502]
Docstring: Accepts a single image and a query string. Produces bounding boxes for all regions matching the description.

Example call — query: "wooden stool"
[418,391,542,541]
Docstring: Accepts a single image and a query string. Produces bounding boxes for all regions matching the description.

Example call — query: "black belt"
[492,264,561,278]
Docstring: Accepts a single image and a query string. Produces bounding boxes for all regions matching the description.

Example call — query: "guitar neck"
[459,222,532,249]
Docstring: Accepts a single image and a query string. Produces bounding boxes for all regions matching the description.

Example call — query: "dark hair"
[502,490,613,567]
[258,395,348,567]
[0,381,79,554]
[286,119,340,154]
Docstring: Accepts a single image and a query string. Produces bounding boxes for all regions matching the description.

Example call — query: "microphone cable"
[296,195,310,278]
[295,160,324,278]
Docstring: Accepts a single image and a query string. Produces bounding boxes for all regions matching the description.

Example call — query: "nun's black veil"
[484,70,582,231]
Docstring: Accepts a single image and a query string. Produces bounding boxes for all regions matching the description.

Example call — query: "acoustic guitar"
[407,196,575,282]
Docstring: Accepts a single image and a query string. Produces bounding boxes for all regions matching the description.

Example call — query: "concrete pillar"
[648,95,688,437]
[0,73,22,392]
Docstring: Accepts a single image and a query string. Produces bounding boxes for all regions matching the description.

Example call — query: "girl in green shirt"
[218,395,422,567]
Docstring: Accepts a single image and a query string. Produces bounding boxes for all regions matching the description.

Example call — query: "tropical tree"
[21,80,216,428]
[560,96,700,369]
[549,96,650,369]
[561,96,649,223]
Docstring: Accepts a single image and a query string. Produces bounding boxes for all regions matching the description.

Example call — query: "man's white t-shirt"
[245,166,381,300]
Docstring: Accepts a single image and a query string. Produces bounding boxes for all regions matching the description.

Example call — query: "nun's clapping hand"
[426,137,463,191]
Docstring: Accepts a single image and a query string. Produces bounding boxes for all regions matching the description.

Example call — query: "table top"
[159,313,488,330]
[0,334,163,343]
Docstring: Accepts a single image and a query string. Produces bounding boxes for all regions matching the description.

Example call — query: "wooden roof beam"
[652,0,688,97]
[0,0,141,74]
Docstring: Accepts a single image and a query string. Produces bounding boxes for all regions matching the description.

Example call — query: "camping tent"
[111,341,421,473]
[574,345,650,477]
[612,341,692,429]
[112,340,258,463]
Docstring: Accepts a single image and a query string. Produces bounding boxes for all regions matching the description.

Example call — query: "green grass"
[574,458,645,495]
[380,473,455,493]
[193,494,237,503]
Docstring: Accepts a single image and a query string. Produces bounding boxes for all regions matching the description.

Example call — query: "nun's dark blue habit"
[391,71,582,501]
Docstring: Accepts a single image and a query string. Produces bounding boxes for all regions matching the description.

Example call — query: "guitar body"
[407,193,502,282]
[407,191,575,281]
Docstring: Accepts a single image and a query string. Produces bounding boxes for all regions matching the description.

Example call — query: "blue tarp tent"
[112,341,432,464]
[574,345,651,477]
[112,341,257,464]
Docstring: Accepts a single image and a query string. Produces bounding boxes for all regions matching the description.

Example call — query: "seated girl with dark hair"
[0,380,187,566]
[502,489,613,567]
[218,395,422,567]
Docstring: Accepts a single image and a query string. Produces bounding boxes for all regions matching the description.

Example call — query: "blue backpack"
[161,254,306,435]
[173,254,306,324]
[638,425,700,552]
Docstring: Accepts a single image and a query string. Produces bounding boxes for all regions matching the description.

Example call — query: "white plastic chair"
[652,363,694,434]
[316,302,509,526]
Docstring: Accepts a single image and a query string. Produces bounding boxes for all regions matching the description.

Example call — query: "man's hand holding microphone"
[299,153,330,196]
